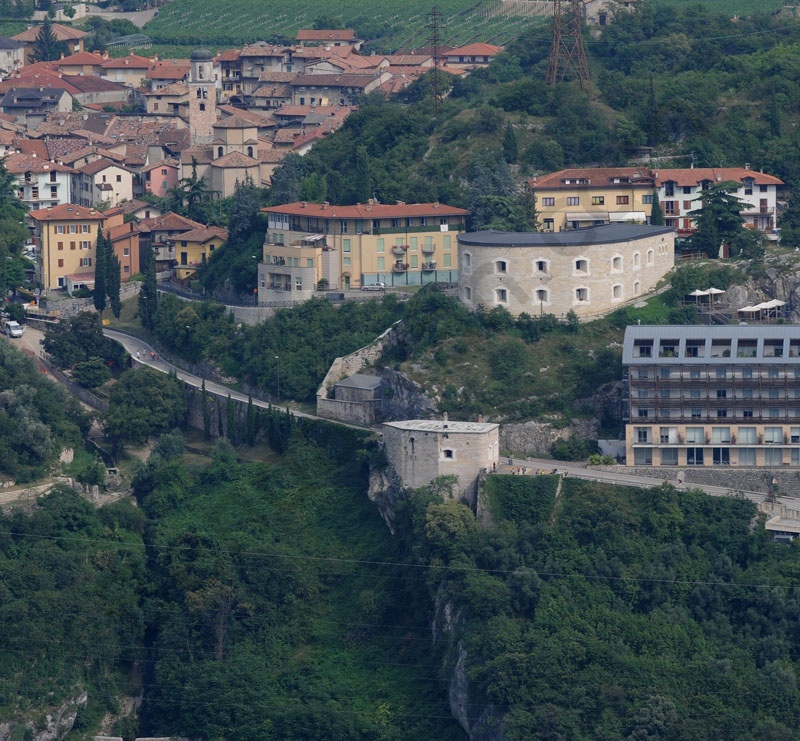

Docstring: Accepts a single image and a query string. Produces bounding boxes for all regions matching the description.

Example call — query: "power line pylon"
[545,0,592,93]
[428,7,443,118]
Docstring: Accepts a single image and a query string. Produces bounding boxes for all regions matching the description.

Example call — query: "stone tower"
[188,48,216,143]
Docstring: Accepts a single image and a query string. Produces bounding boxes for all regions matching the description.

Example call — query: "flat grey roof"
[383,420,498,433]
[623,325,800,364]
[335,373,382,390]
[458,223,674,248]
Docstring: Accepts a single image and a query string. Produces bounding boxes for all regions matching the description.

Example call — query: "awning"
[303,234,326,242]
[608,211,646,222]
[566,211,608,222]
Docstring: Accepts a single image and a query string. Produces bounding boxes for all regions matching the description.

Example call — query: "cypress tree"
[650,190,664,226]
[502,121,518,164]
[246,395,256,447]
[226,394,236,443]
[106,231,122,319]
[93,230,107,315]
[138,244,158,332]
[202,380,211,440]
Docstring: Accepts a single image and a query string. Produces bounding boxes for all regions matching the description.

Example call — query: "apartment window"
[57,258,64,267]
[543,219,554,232]
[637,370,649,379]
[70,242,76,251]
[711,427,731,443]
[591,196,605,205]
[57,241,63,251]
[81,225,90,233]
[81,241,90,250]
[660,449,678,466]
[741,389,753,399]
[116,174,122,183]
[541,197,555,207]
[742,367,753,379]
[715,368,726,379]
[377,238,384,253]
[659,389,670,399]
[687,448,704,466]
[690,389,701,399]
[69,225,77,234]
[739,448,756,466]
[123,248,129,257]
[643,194,654,205]
[340,220,348,234]
[566,197,580,206]
[660,368,671,379]
[343,239,351,253]
[712,449,730,465]
[743,409,754,418]
[443,253,451,267]
[56,225,64,234]
[691,409,702,419]
[634,449,652,465]
[636,427,650,443]
[664,182,675,197]
[791,427,800,444]
[769,389,780,399]
[764,427,783,444]
[50,186,57,197]
[616,195,630,205]
[717,410,728,418]
[663,201,677,215]
[765,449,783,466]
[80,257,91,267]
[769,408,781,419]
[716,389,727,399]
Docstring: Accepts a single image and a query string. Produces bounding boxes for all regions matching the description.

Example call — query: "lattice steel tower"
[545,0,592,92]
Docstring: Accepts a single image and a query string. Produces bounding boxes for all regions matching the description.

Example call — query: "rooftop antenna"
[427,7,443,118]
[546,0,592,93]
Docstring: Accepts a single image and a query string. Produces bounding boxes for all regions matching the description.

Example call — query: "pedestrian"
[150,351,155,360]
[135,350,140,360]
[492,461,496,472]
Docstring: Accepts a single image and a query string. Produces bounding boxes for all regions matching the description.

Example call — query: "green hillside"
[142,0,784,53]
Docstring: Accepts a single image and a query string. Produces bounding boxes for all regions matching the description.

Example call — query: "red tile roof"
[656,167,784,187]
[296,29,357,42]
[12,23,87,42]
[263,201,469,218]
[30,203,105,221]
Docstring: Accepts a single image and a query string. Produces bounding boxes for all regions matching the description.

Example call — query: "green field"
[141,0,785,54]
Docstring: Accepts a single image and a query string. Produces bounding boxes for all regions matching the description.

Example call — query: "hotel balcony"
[421,261,436,271]
[422,243,435,254]
[392,262,409,273]
[391,244,409,256]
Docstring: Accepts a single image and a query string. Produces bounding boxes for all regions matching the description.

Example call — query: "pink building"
[143,160,179,198]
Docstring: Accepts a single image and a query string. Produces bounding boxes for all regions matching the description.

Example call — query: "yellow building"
[173,226,228,280]
[528,167,658,232]
[259,200,469,299]
[30,204,130,292]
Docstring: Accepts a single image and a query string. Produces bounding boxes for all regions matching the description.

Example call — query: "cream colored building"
[458,224,674,319]
[528,167,658,233]
[29,204,129,292]
[259,200,468,298]
[382,419,499,503]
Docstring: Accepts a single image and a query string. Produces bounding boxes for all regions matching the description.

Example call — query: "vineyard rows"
[142,0,546,51]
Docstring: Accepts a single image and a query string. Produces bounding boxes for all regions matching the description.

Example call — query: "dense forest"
[4,420,800,739]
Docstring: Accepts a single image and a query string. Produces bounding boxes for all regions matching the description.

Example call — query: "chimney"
[321,201,329,210]
[301,201,307,208]
[443,412,448,421]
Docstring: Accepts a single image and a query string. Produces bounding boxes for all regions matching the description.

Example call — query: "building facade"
[458,224,674,319]
[529,167,657,232]
[623,326,800,468]
[656,167,783,236]
[259,200,468,299]
[382,419,499,502]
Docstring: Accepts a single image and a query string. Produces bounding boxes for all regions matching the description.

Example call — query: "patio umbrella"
[705,287,725,305]
[688,289,708,304]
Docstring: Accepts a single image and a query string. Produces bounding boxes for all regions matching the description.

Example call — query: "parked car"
[3,319,23,338]
[361,282,386,291]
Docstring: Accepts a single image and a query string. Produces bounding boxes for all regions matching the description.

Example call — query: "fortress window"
[442,449,454,459]
[495,260,508,274]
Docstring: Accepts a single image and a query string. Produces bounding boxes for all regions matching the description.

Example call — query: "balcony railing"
[422,261,436,270]
[392,262,409,272]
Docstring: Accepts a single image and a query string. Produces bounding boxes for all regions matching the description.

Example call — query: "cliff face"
[0,692,87,741]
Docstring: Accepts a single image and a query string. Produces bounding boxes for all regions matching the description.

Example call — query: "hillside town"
[6,2,800,740]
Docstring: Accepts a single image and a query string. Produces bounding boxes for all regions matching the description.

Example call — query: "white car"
[361,282,386,291]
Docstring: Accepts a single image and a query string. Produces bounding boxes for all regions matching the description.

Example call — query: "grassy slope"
[142,0,784,54]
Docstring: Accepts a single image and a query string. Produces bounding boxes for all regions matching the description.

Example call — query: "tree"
[353,145,371,204]
[687,181,749,258]
[502,121,518,164]
[104,367,187,451]
[30,18,67,62]
[138,244,158,332]
[93,230,107,314]
[649,190,664,226]
[105,233,122,319]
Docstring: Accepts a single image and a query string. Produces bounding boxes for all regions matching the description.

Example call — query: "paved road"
[103,329,373,432]
[84,4,158,28]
